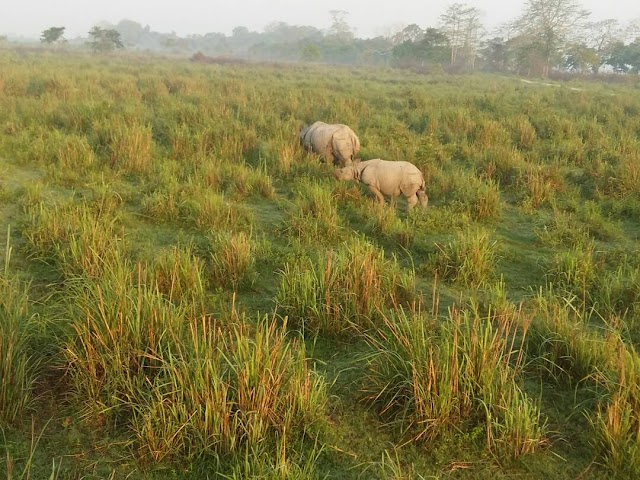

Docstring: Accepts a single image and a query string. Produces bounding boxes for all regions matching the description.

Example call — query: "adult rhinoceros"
[299,121,360,167]
[333,159,428,210]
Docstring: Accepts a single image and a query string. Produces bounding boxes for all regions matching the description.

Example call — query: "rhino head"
[333,162,358,182]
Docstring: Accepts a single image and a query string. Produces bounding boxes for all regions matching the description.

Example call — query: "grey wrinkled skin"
[299,121,360,167]
[334,158,428,210]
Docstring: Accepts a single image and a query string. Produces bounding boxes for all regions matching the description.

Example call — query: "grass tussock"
[23,201,124,279]
[590,348,640,476]
[105,121,154,174]
[149,245,207,309]
[361,306,546,458]
[63,255,326,462]
[0,232,37,426]
[285,179,342,244]
[276,236,416,336]
[209,230,257,290]
[131,316,327,463]
[428,228,498,288]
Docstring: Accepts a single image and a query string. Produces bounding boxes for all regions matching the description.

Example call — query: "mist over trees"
[20,3,640,77]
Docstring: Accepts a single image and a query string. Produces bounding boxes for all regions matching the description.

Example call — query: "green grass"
[2,49,640,478]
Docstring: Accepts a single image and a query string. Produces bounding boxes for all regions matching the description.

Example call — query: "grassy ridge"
[1,50,640,478]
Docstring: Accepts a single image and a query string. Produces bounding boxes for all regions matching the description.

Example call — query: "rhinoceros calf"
[299,121,360,166]
[333,159,428,210]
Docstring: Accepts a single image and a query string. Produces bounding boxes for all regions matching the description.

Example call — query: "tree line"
[33,1,640,76]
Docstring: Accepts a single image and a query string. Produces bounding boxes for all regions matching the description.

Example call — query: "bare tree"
[439,3,483,69]
[581,19,623,73]
[513,0,590,76]
[328,10,354,41]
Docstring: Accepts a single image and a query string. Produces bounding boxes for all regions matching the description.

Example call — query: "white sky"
[2,0,639,39]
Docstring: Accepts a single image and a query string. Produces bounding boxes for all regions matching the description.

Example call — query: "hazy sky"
[2,0,639,39]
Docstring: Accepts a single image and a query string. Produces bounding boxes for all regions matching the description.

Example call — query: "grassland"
[1,49,640,479]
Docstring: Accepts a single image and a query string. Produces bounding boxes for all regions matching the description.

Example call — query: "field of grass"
[1,49,640,479]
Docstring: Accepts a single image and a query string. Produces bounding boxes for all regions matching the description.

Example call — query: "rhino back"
[361,160,422,196]
[301,121,324,148]
[308,124,340,152]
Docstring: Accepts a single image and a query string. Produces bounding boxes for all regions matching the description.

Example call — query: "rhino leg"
[322,146,334,164]
[367,185,385,205]
[417,190,428,208]
[407,194,418,210]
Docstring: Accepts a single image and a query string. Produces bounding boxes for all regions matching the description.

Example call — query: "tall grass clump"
[105,121,154,175]
[535,208,591,249]
[525,291,619,382]
[209,231,256,290]
[149,245,207,310]
[361,306,545,458]
[284,179,342,244]
[54,134,97,172]
[276,236,416,336]
[476,145,526,189]
[220,440,325,480]
[428,228,498,288]
[508,115,537,150]
[131,316,328,463]
[518,165,564,210]
[217,162,276,199]
[0,232,37,426]
[527,293,640,475]
[182,189,253,232]
[592,261,640,323]
[23,201,124,279]
[546,241,601,303]
[367,203,415,248]
[589,348,640,477]
[451,174,502,221]
[62,258,191,426]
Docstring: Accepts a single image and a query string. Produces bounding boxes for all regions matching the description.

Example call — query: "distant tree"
[115,19,147,48]
[606,38,640,73]
[580,19,622,73]
[564,43,600,73]
[301,44,322,62]
[626,39,640,73]
[508,35,552,76]
[87,26,124,52]
[391,24,424,45]
[513,0,590,76]
[230,26,260,53]
[392,28,449,68]
[40,26,66,45]
[479,37,510,71]
[328,10,354,41]
[439,3,483,69]
[605,41,630,72]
